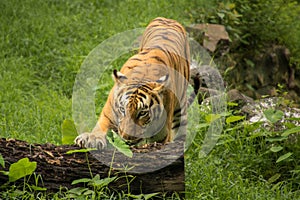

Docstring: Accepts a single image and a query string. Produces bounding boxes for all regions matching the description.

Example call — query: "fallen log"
[0,137,184,197]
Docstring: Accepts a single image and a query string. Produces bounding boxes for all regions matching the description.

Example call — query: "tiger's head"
[112,69,169,145]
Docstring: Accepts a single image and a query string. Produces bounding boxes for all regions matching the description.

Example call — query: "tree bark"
[0,138,184,197]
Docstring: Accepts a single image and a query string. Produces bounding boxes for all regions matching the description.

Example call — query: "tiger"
[75,17,190,149]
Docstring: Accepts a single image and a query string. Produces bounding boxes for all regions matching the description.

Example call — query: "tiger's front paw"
[74,132,107,150]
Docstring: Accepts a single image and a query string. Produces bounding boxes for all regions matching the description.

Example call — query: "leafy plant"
[8,158,37,183]
[263,109,284,124]
[68,174,117,199]
[66,148,97,155]
[0,153,4,168]
[250,107,299,189]
[0,156,47,199]
[193,0,300,70]
[106,130,133,158]
[61,119,78,145]
[126,193,160,200]
[189,100,299,197]
[226,115,245,124]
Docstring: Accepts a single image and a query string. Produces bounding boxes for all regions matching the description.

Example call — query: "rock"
[245,45,300,102]
[186,24,230,55]
[217,44,300,104]
[190,63,226,104]
[227,89,254,104]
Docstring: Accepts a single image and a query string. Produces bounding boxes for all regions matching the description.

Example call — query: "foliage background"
[0,0,299,199]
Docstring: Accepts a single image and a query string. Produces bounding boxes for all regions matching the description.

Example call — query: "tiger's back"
[121,17,190,85]
[75,17,190,149]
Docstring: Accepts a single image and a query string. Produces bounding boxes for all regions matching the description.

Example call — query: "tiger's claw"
[74,132,107,150]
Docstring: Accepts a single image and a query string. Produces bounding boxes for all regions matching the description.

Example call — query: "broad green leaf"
[83,189,95,196]
[72,178,92,185]
[220,112,232,117]
[217,13,225,19]
[268,173,281,183]
[263,109,284,124]
[61,119,78,144]
[9,158,37,182]
[66,148,97,154]
[271,181,284,191]
[249,131,266,139]
[282,126,300,137]
[196,123,210,129]
[244,58,255,67]
[107,131,133,158]
[226,115,245,124]
[68,187,89,195]
[228,3,236,9]
[285,117,300,121]
[290,169,300,174]
[143,193,161,200]
[90,176,117,188]
[266,137,287,142]
[91,174,100,181]
[205,114,221,123]
[0,153,4,168]
[30,185,47,191]
[128,193,160,200]
[276,152,293,163]
[227,102,239,107]
[270,146,283,153]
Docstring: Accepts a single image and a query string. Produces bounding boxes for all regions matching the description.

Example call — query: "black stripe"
[125,90,135,96]
[172,120,187,129]
[147,28,170,33]
[172,24,185,33]
[139,84,152,92]
[174,108,181,116]
[103,112,115,126]
[161,34,177,43]
[139,51,149,55]
[148,24,160,28]
[149,99,154,107]
[150,56,167,66]
[163,43,182,55]
[151,94,160,104]
[130,58,142,61]
[153,18,165,23]
[148,45,164,51]
[172,122,181,129]
[137,91,147,99]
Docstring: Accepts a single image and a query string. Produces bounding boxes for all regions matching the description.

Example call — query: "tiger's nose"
[121,132,143,144]
[119,128,143,143]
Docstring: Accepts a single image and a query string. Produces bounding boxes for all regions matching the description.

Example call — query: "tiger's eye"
[119,107,125,114]
[138,110,148,118]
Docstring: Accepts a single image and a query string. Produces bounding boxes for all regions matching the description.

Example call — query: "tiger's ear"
[113,69,127,84]
[153,74,170,91]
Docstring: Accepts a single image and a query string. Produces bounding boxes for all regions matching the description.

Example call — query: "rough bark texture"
[0,138,184,197]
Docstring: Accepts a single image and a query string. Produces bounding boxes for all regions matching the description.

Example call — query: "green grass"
[0,0,299,199]
[186,128,300,200]
[0,0,207,144]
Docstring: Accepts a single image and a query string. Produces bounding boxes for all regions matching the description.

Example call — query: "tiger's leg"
[75,98,114,149]
[171,104,187,142]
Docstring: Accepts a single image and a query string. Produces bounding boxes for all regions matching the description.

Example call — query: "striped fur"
[75,17,190,149]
